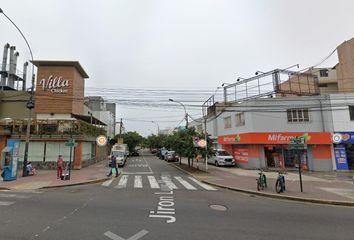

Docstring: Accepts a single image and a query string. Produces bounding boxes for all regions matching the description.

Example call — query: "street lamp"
[168,99,188,128]
[255,71,265,75]
[0,8,36,177]
[151,121,160,135]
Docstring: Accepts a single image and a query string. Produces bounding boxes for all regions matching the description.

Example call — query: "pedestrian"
[57,155,64,179]
[26,162,35,176]
[107,155,118,177]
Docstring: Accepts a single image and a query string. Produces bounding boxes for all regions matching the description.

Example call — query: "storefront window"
[264,145,307,169]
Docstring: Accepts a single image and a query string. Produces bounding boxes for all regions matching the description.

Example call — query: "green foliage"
[113,131,143,152]
[144,128,214,162]
[78,120,106,137]
[145,134,167,149]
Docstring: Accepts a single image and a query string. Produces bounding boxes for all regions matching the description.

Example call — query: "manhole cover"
[209,204,228,211]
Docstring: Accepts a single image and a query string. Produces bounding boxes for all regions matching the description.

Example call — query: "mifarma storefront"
[218,132,333,172]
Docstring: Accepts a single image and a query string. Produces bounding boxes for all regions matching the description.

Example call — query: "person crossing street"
[107,155,118,177]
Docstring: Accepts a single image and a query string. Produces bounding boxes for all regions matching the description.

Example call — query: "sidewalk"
[172,158,354,206]
[2,157,354,206]
[0,160,110,190]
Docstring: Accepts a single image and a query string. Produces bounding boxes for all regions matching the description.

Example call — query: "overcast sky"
[1,0,354,136]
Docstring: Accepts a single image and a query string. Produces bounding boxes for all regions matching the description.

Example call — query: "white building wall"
[94,110,114,138]
[328,93,354,132]
[216,96,326,136]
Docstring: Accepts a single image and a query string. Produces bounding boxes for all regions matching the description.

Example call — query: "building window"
[319,69,329,77]
[287,109,309,122]
[349,106,354,121]
[224,116,232,129]
[235,113,245,126]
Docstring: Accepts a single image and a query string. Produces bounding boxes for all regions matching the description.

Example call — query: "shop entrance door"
[264,146,283,168]
[345,144,354,170]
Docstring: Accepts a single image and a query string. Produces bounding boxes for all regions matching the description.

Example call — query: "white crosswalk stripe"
[115,175,129,188]
[0,201,15,206]
[174,176,197,190]
[188,177,217,191]
[0,192,34,207]
[101,179,114,187]
[103,175,217,191]
[134,175,143,188]
[161,175,178,189]
[147,176,160,189]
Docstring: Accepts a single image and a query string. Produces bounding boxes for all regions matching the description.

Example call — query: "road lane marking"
[0,201,15,206]
[141,154,153,173]
[147,176,160,189]
[0,193,29,198]
[161,176,177,189]
[102,179,114,187]
[134,175,143,188]
[115,175,128,188]
[188,177,217,191]
[104,229,148,240]
[174,176,197,190]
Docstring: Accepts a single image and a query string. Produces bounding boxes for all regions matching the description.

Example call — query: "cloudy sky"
[1,0,354,136]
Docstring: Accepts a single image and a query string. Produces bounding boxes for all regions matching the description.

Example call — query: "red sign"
[219,132,331,145]
[233,148,248,164]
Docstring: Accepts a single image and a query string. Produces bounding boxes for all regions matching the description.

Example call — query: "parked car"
[207,149,235,167]
[164,151,179,162]
[150,148,157,154]
[159,148,169,160]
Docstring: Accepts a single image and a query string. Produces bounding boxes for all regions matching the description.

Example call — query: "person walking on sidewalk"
[57,155,64,179]
[107,155,118,177]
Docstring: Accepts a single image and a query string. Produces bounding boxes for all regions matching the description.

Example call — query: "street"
[0,152,353,240]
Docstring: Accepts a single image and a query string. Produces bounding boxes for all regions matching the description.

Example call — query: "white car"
[208,149,235,167]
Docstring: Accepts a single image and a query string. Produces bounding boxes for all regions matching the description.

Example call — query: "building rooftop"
[31,60,89,78]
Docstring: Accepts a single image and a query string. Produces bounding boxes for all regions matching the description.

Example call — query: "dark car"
[150,148,157,154]
[165,151,179,162]
[130,149,139,156]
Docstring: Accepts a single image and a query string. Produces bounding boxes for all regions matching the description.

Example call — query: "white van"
[208,149,235,167]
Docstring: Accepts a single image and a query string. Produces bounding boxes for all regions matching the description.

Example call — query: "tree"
[113,131,143,153]
[164,128,213,167]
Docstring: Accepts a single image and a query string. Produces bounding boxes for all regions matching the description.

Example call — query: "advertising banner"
[334,145,349,170]
[219,132,331,145]
[332,132,354,144]
[233,147,248,164]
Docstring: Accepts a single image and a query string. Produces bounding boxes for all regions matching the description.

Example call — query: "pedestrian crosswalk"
[0,190,34,207]
[101,175,217,191]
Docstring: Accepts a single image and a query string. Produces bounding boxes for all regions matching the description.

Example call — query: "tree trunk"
[188,157,191,167]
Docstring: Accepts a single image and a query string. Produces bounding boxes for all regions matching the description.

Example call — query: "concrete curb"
[171,163,354,207]
[40,177,110,189]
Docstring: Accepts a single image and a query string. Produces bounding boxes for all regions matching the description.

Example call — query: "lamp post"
[168,99,188,128]
[0,8,36,177]
[151,121,160,135]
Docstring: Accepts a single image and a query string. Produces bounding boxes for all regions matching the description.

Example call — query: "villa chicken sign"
[39,75,70,93]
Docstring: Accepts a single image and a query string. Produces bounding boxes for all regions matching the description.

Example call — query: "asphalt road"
[0,151,354,240]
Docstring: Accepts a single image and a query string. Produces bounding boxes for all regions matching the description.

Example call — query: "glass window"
[235,113,245,126]
[319,69,329,77]
[224,116,232,129]
[287,109,309,122]
[349,106,354,121]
